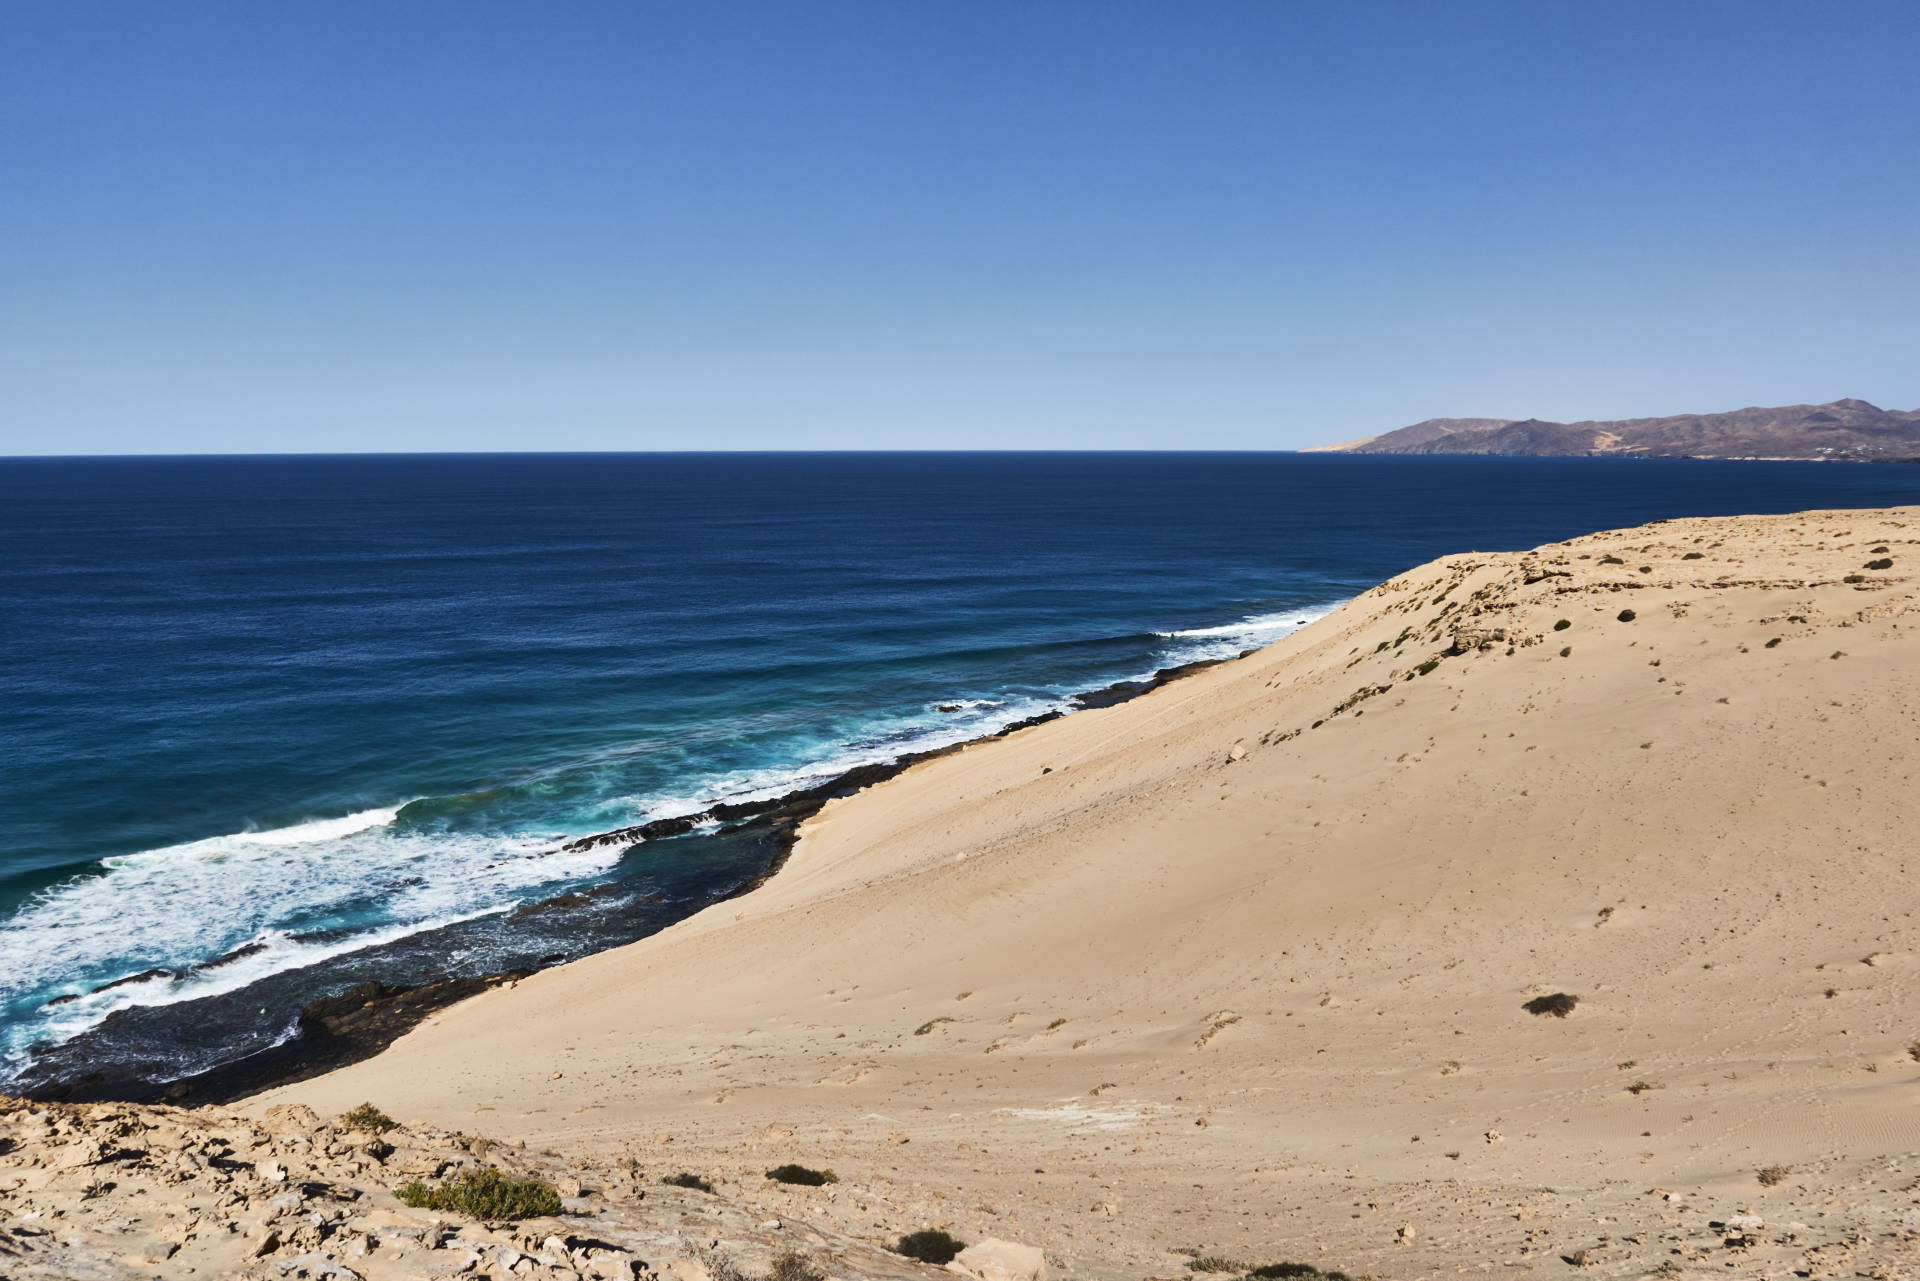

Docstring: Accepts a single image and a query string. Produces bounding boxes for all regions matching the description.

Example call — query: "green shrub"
[661,1172,714,1193]
[1553,619,1571,631]
[765,1163,837,1186]
[394,1167,562,1220]
[1865,557,1894,570]
[895,1230,966,1264]
[1247,1266,1352,1281]
[1523,992,1577,1018]
[341,1102,397,1134]
[1186,1258,1245,1273]
[1617,609,1636,622]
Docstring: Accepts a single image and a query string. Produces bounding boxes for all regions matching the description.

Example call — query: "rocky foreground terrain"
[0,1096,1017,1281]
[5,1094,1918,1280]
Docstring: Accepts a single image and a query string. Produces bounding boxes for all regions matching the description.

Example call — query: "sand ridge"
[252,506,1920,1279]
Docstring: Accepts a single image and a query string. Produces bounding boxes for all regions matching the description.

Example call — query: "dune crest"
[211,506,1920,1277]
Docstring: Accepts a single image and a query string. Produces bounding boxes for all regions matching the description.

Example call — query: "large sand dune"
[261,507,1920,1278]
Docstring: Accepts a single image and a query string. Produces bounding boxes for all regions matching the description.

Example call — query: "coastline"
[240,504,1920,1278]
[15,650,1265,1106]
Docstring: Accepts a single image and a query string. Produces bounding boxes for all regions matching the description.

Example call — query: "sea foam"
[0,603,1335,1080]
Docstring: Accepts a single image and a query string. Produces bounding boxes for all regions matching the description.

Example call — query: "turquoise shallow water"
[3,450,1916,1091]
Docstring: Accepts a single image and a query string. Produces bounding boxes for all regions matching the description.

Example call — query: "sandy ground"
[255,506,1920,1279]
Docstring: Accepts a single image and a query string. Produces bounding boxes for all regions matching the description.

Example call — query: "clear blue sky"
[3,1,1916,453]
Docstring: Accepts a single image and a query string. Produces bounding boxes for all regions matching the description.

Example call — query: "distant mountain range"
[1311,398,1920,462]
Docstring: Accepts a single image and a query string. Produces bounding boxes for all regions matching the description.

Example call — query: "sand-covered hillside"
[227,507,1920,1277]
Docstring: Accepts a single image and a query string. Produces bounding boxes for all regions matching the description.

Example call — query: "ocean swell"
[0,601,1340,1094]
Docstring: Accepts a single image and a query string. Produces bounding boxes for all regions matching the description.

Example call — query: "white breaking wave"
[5,913,499,1072]
[610,692,1070,822]
[0,812,623,1067]
[613,606,1348,827]
[1154,601,1342,662]
[0,601,1348,1071]
[98,805,404,868]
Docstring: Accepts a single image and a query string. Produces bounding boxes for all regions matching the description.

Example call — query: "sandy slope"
[262,506,1920,1279]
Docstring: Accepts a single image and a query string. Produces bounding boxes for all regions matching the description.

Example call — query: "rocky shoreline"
[18,652,1250,1109]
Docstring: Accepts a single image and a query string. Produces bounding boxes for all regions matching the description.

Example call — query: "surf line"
[22,637,1302,1108]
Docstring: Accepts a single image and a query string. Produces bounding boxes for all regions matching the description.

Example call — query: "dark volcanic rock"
[17,639,1266,1107]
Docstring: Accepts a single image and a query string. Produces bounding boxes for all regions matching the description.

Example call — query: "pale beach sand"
[14,506,1916,1280]
[256,505,1920,1277]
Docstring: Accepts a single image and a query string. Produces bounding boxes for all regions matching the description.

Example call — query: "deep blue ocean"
[4,451,1917,1093]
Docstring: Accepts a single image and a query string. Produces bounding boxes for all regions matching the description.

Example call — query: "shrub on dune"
[765,1163,838,1186]
[394,1167,562,1220]
[895,1230,966,1264]
[341,1102,397,1133]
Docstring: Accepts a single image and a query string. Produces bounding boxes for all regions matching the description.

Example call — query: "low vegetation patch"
[395,1167,562,1220]
[661,1172,714,1193]
[1865,557,1894,570]
[914,1016,953,1036]
[765,1163,838,1186]
[1246,1266,1353,1281]
[1617,608,1637,622]
[1626,1079,1661,1095]
[341,1102,397,1134]
[1523,992,1578,1018]
[770,1250,826,1281]
[895,1230,967,1264]
[1186,1257,1247,1273]
[1553,619,1571,631]
[1756,1164,1792,1187]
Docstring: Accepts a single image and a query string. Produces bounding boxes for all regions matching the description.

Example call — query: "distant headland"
[1309,397,1920,462]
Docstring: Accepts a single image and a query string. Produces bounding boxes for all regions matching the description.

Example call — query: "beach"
[8,505,1919,1278]
[11,4,1919,1275]
[175,505,1920,1277]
